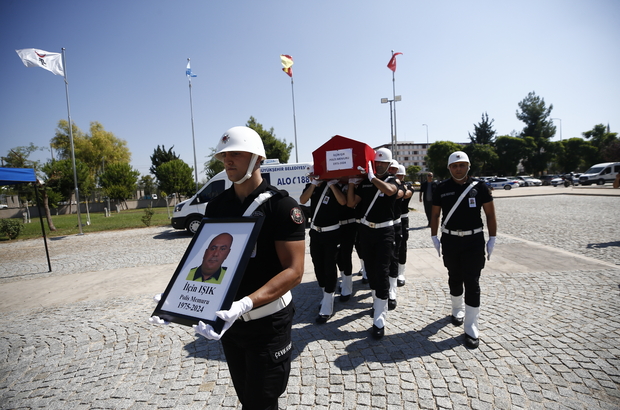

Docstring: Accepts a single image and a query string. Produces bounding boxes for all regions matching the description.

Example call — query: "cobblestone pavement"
[1,194,619,409]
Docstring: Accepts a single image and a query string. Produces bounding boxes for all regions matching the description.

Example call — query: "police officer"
[396,165,413,286]
[347,148,398,339]
[300,176,347,323]
[336,180,358,302]
[430,151,496,349]
[194,126,306,409]
[387,160,405,310]
[419,172,438,227]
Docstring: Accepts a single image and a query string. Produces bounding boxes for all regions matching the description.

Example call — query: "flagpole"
[391,50,398,156]
[188,58,199,192]
[290,76,299,163]
[61,48,84,235]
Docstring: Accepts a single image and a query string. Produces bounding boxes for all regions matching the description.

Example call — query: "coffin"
[311,135,376,180]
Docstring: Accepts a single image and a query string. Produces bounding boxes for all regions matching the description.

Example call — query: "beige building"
[374,141,430,172]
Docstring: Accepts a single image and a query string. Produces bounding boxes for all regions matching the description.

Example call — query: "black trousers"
[337,223,357,276]
[222,303,295,410]
[389,222,402,279]
[423,200,433,225]
[441,233,486,307]
[357,224,394,300]
[309,228,341,293]
[398,216,409,264]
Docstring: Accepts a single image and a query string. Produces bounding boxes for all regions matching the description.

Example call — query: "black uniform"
[432,177,492,307]
[420,179,438,225]
[204,180,305,410]
[306,182,343,294]
[337,183,357,278]
[354,175,398,300]
[389,182,406,279]
[399,182,413,264]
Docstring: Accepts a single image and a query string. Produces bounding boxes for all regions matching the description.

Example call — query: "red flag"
[387,52,403,72]
[280,54,293,77]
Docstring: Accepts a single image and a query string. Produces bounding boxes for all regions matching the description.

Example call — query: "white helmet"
[215,126,266,185]
[375,147,392,162]
[397,165,406,175]
[447,151,470,166]
[389,159,399,169]
[215,126,266,161]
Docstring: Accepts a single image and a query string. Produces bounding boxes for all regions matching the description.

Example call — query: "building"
[374,141,431,172]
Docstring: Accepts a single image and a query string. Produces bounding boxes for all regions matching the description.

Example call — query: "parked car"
[513,176,542,186]
[505,177,525,187]
[540,175,560,186]
[0,204,7,209]
[486,178,520,190]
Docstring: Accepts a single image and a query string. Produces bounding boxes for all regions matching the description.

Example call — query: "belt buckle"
[368,221,376,228]
[316,226,322,233]
[456,230,464,237]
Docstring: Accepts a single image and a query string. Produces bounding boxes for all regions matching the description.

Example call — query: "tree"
[494,136,528,176]
[556,138,598,173]
[582,124,618,163]
[99,162,140,207]
[138,175,157,197]
[463,144,498,176]
[156,159,195,199]
[1,143,44,169]
[469,112,496,145]
[150,145,180,182]
[51,120,131,181]
[203,147,225,180]
[516,92,556,175]
[425,141,463,180]
[246,117,293,162]
[41,159,94,214]
[406,165,421,182]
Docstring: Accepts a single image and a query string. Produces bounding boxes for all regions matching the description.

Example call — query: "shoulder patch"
[290,207,305,224]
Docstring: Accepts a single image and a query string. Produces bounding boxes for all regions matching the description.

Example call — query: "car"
[0,204,7,209]
[513,176,542,186]
[486,178,520,190]
[540,175,561,186]
[506,176,526,187]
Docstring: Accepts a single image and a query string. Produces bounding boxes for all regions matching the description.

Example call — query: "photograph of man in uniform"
[186,233,233,284]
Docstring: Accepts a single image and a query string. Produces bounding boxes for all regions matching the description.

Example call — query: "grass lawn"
[1,207,175,241]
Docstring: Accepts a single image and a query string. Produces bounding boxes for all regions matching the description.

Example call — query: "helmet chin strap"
[234,154,259,185]
[449,166,470,182]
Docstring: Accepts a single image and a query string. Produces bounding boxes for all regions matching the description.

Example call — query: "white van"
[172,160,313,234]
[578,162,620,186]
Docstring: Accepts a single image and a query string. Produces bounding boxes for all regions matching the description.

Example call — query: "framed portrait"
[152,217,264,333]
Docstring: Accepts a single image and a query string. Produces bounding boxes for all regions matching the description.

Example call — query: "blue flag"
[186,61,197,77]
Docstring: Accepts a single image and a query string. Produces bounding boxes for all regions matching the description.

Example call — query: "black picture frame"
[152,217,264,334]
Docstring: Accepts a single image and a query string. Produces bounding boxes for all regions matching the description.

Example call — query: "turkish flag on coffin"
[311,135,376,180]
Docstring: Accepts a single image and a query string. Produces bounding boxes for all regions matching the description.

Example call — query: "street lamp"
[381,95,401,155]
[551,118,562,141]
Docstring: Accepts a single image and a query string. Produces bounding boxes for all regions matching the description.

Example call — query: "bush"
[141,206,155,227]
[0,219,24,240]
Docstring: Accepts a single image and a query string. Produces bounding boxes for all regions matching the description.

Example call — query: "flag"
[15,48,64,76]
[387,52,403,72]
[186,60,197,78]
[280,54,293,77]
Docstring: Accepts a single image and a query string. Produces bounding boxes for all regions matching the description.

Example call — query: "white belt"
[240,291,292,321]
[339,218,357,225]
[358,218,394,229]
[393,219,401,225]
[310,223,340,233]
[441,227,483,237]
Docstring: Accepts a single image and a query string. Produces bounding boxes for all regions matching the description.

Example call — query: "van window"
[584,166,604,174]
[614,165,620,173]
[603,167,611,175]
[194,180,225,204]
[261,172,271,185]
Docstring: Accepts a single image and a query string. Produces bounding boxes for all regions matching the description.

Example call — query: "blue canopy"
[0,167,37,185]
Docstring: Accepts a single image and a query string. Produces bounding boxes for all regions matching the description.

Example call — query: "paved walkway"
[0,187,619,409]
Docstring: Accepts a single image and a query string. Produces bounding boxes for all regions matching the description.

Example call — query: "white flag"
[15,48,64,76]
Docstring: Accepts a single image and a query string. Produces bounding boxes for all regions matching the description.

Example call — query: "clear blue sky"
[1,0,619,180]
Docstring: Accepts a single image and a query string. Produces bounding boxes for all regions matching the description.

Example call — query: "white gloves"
[431,236,441,257]
[193,296,254,341]
[349,177,363,185]
[327,179,338,186]
[311,178,320,186]
[149,316,169,325]
[367,161,375,181]
[486,236,496,260]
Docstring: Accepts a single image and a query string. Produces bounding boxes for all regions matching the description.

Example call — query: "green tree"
[463,144,499,176]
[138,175,157,197]
[469,112,496,145]
[425,141,463,180]
[246,117,293,162]
[494,136,529,176]
[1,143,44,169]
[556,138,598,173]
[156,159,195,199]
[204,147,225,180]
[41,159,94,214]
[99,162,140,207]
[150,145,180,182]
[516,91,556,175]
[51,120,131,180]
[405,165,421,182]
[582,124,619,163]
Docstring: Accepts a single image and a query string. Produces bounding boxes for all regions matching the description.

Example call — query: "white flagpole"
[188,58,199,192]
[290,76,299,163]
[61,48,84,235]
[391,50,398,156]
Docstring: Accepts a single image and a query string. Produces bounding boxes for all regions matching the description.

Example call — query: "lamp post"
[381,95,401,155]
[551,118,562,141]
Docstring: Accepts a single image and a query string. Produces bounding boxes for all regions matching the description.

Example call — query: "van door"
[191,179,226,205]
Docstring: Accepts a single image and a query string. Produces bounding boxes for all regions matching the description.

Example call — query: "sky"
[1,0,619,181]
